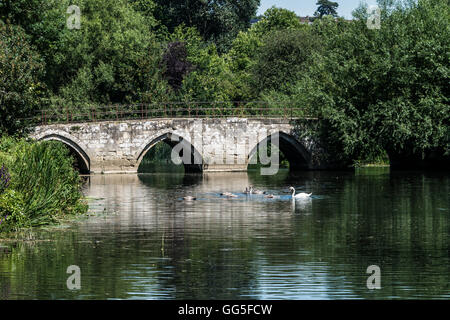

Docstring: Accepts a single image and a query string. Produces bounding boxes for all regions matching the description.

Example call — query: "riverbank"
[0,136,88,233]
[356,163,390,168]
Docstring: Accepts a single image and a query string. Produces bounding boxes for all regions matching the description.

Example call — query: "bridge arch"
[36,133,91,174]
[136,132,203,173]
[248,131,311,170]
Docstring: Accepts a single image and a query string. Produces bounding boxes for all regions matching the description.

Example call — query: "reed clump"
[0,136,88,232]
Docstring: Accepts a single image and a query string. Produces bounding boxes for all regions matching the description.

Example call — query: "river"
[0,167,449,299]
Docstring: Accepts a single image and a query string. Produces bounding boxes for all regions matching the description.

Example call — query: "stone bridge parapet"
[31,118,331,174]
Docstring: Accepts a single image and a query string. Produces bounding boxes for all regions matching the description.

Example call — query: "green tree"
[152,0,261,52]
[314,0,339,18]
[252,27,321,94]
[52,0,167,107]
[0,0,48,27]
[0,0,70,90]
[128,0,157,18]
[1,0,168,108]
[368,0,449,167]
[226,7,303,101]
[170,26,234,104]
[251,6,303,34]
[0,23,45,135]
[295,0,449,167]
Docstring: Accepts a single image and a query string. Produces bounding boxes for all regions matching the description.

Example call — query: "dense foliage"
[252,27,321,93]
[162,41,194,91]
[297,0,449,166]
[152,0,260,52]
[314,0,339,18]
[0,0,448,168]
[0,137,88,232]
[0,23,44,134]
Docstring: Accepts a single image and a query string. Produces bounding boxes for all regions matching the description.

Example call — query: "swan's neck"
[291,188,296,197]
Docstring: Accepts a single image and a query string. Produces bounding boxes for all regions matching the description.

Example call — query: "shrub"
[0,189,27,232]
[0,137,88,232]
[0,164,10,194]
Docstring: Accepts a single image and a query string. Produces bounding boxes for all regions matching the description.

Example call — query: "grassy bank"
[0,136,88,233]
[353,150,390,168]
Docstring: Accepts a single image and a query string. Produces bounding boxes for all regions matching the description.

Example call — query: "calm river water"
[0,168,449,299]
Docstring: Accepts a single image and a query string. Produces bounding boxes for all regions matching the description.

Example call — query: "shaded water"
[0,168,449,299]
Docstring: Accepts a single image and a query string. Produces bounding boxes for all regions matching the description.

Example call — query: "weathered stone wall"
[30,118,329,173]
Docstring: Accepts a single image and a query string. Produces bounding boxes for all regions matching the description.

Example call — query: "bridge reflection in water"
[41,170,445,299]
[0,169,448,299]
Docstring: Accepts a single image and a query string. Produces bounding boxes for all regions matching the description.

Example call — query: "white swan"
[289,187,312,198]
[183,196,197,201]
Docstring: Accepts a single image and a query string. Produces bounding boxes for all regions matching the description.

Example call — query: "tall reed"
[0,137,87,231]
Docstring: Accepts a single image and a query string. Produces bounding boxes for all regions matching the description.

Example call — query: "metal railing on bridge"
[26,101,317,125]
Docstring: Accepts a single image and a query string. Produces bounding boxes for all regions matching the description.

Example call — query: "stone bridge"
[30,118,332,174]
